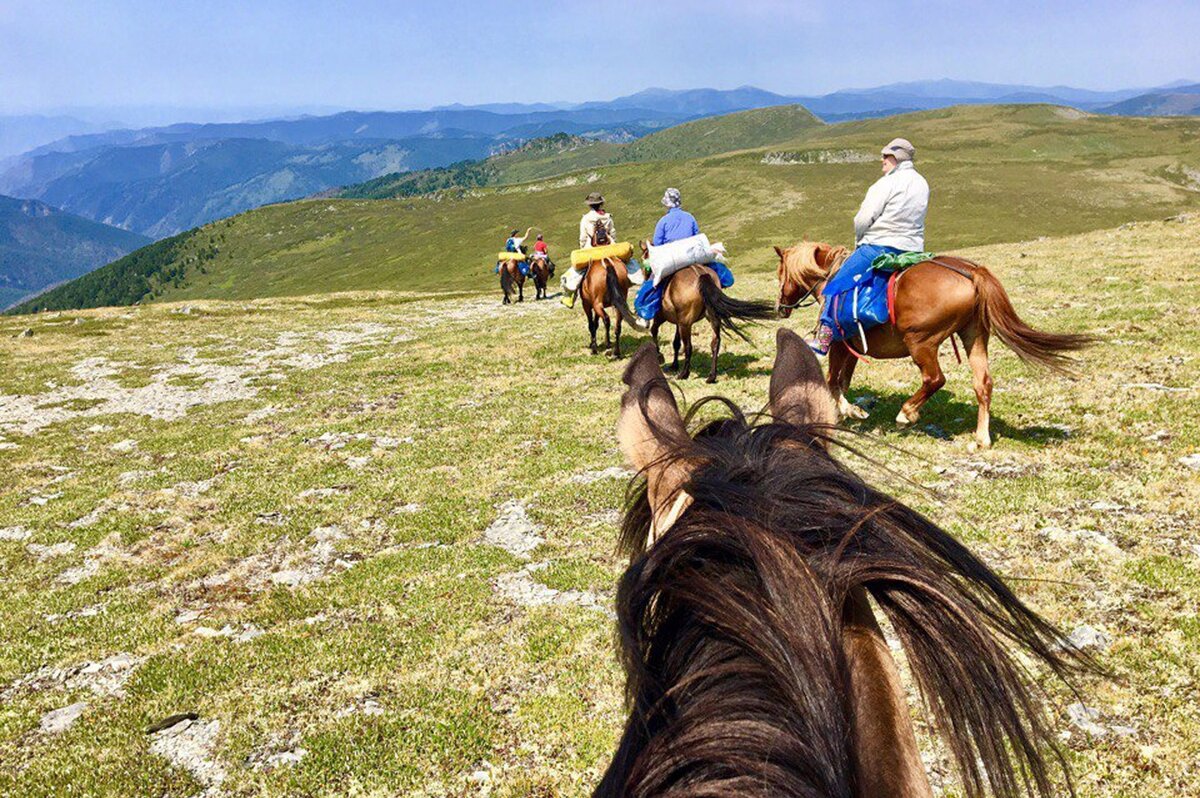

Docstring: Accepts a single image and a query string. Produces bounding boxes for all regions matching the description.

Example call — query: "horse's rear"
[579,258,634,357]
[499,260,525,304]
[529,258,551,299]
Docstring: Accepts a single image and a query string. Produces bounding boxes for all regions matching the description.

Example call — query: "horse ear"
[618,342,693,520]
[773,245,784,259]
[768,328,837,428]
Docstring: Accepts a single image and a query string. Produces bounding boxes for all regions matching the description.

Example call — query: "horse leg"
[829,344,867,420]
[518,278,524,302]
[586,306,599,355]
[960,327,993,448]
[651,319,664,364]
[678,323,693,379]
[706,310,721,384]
[612,312,624,360]
[897,340,945,426]
[601,309,612,351]
[668,329,681,372]
[842,587,934,798]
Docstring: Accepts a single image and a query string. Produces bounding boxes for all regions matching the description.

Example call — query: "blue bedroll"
[828,271,890,343]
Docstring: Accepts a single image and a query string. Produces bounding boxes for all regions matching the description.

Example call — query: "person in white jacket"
[807,138,929,355]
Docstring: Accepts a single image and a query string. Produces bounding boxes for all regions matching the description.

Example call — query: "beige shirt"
[579,209,616,248]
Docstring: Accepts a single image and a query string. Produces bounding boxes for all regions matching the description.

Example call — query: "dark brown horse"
[499,258,525,304]
[529,255,553,300]
[625,241,774,383]
[597,331,1092,797]
[574,233,636,357]
[775,242,1092,447]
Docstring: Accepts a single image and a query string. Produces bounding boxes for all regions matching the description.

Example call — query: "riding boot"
[806,324,833,356]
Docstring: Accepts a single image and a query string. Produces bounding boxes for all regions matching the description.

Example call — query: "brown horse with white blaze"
[775,242,1093,447]
[596,330,1092,797]
[499,258,525,304]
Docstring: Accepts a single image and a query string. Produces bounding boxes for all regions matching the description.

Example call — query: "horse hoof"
[895,410,915,426]
[705,376,717,384]
[844,405,869,421]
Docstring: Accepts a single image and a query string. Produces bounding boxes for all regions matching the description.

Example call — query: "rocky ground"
[0,217,1197,795]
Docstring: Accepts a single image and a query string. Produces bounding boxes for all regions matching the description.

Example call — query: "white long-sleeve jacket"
[853,160,929,251]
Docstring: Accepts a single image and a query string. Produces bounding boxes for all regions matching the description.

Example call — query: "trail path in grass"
[0,217,1197,796]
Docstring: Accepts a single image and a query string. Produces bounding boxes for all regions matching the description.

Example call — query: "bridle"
[777,280,822,311]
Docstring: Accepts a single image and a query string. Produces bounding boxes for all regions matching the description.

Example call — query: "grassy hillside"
[0,216,1197,795]
[14,103,1200,313]
[0,195,150,309]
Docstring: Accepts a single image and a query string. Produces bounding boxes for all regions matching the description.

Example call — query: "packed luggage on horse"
[625,187,773,382]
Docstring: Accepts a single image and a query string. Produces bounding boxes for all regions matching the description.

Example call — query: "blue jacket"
[653,208,700,245]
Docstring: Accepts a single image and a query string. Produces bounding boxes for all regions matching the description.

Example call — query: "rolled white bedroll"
[645,234,727,287]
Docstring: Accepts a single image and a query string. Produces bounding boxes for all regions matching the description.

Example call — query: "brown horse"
[775,242,1092,447]
[629,241,775,383]
[529,255,552,300]
[499,258,525,304]
[596,331,1091,797]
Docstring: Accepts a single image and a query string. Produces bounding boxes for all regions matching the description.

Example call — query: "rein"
[777,281,821,310]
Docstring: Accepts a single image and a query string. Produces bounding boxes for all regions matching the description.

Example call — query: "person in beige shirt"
[578,192,616,248]
[562,192,617,307]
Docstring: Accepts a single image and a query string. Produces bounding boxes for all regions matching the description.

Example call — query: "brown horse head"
[596,331,1091,797]
[774,242,848,317]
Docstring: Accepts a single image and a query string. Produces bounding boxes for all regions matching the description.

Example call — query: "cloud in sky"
[2,0,1197,113]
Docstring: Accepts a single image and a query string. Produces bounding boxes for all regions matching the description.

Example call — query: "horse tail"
[697,271,776,342]
[500,263,513,302]
[605,263,641,327]
[972,264,1093,373]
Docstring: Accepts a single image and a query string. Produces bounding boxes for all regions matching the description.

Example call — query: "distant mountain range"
[1,78,1195,245]
[0,194,149,309]
[1100,83,1200,116]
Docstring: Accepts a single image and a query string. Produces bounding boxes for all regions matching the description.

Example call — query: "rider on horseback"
[561,192,616,308]
[807,138,929,355]
[532,233,553,276]
[633,187,734,329]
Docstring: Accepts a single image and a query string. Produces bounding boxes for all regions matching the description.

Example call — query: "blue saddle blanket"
[828,271,890,340]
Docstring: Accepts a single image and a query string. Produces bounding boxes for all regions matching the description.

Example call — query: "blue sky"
[2,0,1197,115]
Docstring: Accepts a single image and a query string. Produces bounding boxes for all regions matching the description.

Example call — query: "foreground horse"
[499,258,525,304]
[625,241,775,383]
[597,331,1090,797]
[775,243,1092,447]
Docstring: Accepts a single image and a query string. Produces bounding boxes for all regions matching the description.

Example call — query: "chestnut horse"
[499,258,525,304]
[622,241,775,383]
[775,242,1092,447]
[596,331,1090,797]
[529,256,553,300]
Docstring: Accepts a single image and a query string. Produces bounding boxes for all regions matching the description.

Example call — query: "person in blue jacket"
[634,188,733,326]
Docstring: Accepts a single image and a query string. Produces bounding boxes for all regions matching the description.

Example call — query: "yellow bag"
[570,242,633,268]
[497,251,526,262]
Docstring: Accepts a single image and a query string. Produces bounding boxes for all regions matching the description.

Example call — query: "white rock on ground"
[1179,453,1200,470]
[482,501,544,558]
[0,526,31,541]
[1066,625,1112,652]
[493,566,607,613]
[27,542,76,559]
[567,466,635,485]
[150,718,227,792]
[40,701,88,734]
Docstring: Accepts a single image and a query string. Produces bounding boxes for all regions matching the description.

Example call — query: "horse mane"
[600,393,1090,798]
[779,242,850,291]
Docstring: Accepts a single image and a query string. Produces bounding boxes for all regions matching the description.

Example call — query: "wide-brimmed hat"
[881,138,915,162]
[584,192,605,206]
